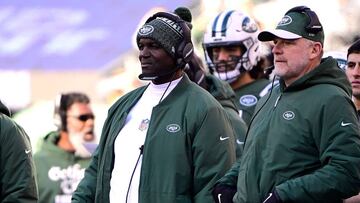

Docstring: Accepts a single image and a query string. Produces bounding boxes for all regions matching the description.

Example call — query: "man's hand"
[212,184,237,203]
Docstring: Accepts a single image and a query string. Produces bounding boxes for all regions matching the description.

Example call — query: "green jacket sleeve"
[225,108,247,158]
[0,115,38,203]
[71,148,99,202]
[216,158,241,187]
[192,106,236,202]
[276,96,360,202]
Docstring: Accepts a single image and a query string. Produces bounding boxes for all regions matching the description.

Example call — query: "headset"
[285,6,323,34]
[54,92,91,132]
[138,11,194,80]
[54,93,68,131]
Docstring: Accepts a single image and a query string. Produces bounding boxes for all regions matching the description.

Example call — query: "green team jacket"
[72,75,236,203]
[234,78,270,126]
[0,101,38,202]
[205,74,247,157]
[218,57,360,202]
[34,131,91,203]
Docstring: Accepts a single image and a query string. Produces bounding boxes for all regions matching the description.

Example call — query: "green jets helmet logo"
[278,15,292,26]
[166,124,180,133]
[138,25,154,36]
[283,111,295,120]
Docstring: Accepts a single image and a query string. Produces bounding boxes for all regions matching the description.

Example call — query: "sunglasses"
[68,114,95,122]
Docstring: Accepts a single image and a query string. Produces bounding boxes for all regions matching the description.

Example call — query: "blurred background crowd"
[1,0,359,151]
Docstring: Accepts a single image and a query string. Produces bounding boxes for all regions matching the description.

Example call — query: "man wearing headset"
[72,7,236,203]
[34,92,96,203]
[212,6,360,203]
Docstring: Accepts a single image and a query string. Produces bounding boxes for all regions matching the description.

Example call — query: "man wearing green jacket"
[72,8,236,203]
[213,6,360,203]
[0,100,38,202]
[34,92,96,203]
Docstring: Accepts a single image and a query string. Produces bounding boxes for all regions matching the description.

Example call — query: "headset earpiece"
[176,19,193,68]
[54,93,67,131]
[53,94,62,129]
[285,6,322,34]
[304,10,322,33]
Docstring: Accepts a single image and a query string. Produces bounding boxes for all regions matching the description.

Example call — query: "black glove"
[212,184,237,203]
[263,189,282,203]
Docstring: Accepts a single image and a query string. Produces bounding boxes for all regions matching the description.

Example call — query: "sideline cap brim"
[258,29,302,42]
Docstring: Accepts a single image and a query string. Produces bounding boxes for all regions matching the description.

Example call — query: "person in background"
[345,39,360,117]
[176,7,247,158]
[0,100,38,202]
[344,39,360,203]
[185,53,247,158]
[72,7,236,203]
[34,92,96,203]
[213,6,360,203]
[202,10,271,126]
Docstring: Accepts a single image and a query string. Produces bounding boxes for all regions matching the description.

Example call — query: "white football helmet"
[203,10,260,83]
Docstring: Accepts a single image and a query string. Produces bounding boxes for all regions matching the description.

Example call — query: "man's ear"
[310,42,322,59]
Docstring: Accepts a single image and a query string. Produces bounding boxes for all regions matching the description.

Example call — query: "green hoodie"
[34,131,91,203]
[72,75,236,203]
[0,101,38,202]
[219,57,360,202]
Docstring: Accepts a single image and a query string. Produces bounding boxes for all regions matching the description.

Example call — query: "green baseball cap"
[258,6,324,45]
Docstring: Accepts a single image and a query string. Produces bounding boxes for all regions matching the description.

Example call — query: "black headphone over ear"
[285,6,323,34]
[145,12,194,69]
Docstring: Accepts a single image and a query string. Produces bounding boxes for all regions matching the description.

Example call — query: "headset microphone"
[138,73,158,81]
[138,67,180,81]
[264,65,274,76]
[138,45,193,81]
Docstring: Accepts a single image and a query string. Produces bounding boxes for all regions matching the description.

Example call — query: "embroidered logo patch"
[278,15,292,26]
[282,111,295,120]
[138,119,150,131]
[138,25,154,36]
[239,95,258,107]
[166,124,180,133]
